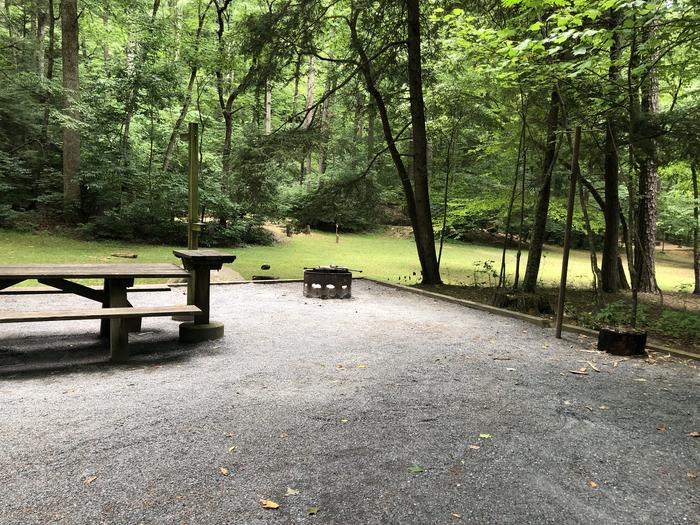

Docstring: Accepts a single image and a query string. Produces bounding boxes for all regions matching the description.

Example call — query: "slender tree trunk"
[303,56,315,185]
[291,54,301,117]
[406,0,440,284]
[692,163,699,294]
[318,75,334,176]
[102,5,110,67]
[60,0,80,219]
[302,56,315,128]
[367,101,376,163]
[36,3,47,79]
[264,79,272,135]
[162,68,197,172]
[522,89,560,292]
[162,1,210,172]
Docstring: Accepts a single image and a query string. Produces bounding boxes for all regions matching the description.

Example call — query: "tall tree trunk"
[692,163,699,294]
[635,26,659,293]
[350,10,439,284]
[601,13,622,292]
[406,0,440,284]
[60,0,80,219]
[522,89,560,292]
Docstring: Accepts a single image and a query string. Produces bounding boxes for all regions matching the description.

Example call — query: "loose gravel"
[0,280,698,524]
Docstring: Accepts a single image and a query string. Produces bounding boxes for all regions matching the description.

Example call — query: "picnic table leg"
[100,278,140,337]
[179,264,223,342]
[110,317,129,362]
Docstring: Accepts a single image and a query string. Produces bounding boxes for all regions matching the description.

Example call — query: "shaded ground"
[419,284,700,356]
[0,281,698,524]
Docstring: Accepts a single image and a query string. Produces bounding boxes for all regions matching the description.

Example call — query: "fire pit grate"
[303,265,359,299]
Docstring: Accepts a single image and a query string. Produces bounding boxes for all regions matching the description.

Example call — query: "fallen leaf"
[479,433,492,439]
[451,513,462,519]
[285,487,300,496]
[689,431,700,438]
[84,476,97,485]
[219,467,230,476]
[408,465,425,474]
[599,405,609,410]
[279,432,288,439]
[228,446,237,454]
[260,499,280,509]
[468,444,480,450]
[633,378,647,382]
[506,367,516,372]
[688,470,697,479]
[569,368,588,375]
[657,424,668,433]
[335,364,344,369]
[588,480,599,489]
[356,364,368,369]
[586,361,600,372]
[225,432,235,438]
[307,506,320,515]
[340,418,349,424]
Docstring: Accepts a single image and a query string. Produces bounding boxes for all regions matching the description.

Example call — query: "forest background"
[1,0,699,339]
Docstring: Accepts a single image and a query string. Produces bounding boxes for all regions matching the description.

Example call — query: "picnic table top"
[172,249,236,264]
[0,263,190,280]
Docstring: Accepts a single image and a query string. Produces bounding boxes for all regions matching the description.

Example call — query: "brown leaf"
[219,467,230,476]
[688,470,698,479]
[689,431,700,438]
[451,513,462,519]
[260,499,280,510]
[569,368,588,375]
[83,476,98,486]
[588,480,599,489]
[657,424,668,433]
[468,444,480,450]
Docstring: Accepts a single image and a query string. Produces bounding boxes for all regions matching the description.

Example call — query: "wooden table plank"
[0,305,200,322]
[0,263,190,280]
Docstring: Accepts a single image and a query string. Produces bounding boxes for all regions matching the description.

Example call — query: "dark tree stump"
[597,327,647,356]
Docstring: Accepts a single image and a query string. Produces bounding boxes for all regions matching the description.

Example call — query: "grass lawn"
[0,228,695,292]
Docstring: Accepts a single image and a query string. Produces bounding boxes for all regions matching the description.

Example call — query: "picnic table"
[0,251,236,362]
[0,263,198,362]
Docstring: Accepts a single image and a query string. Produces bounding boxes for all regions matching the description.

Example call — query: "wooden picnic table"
[0,263,190,337]
[0,253,234,361]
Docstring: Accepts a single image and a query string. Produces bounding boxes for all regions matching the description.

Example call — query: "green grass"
[0,228,694,291]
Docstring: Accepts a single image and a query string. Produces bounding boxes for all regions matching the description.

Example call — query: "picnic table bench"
[0,263,198,362]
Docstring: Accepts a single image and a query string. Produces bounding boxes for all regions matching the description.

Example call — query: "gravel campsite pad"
[0,280,698,524]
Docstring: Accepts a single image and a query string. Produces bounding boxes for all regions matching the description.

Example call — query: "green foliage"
[287,174,385,232]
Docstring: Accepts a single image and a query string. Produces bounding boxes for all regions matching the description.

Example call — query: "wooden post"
[555,126,581,339]
[187,122,199,309]
[187,122,200,251]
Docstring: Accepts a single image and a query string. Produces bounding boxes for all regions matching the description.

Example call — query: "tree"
[60,0,80,219]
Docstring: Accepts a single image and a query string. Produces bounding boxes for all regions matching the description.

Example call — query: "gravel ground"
[0,280,698,525]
